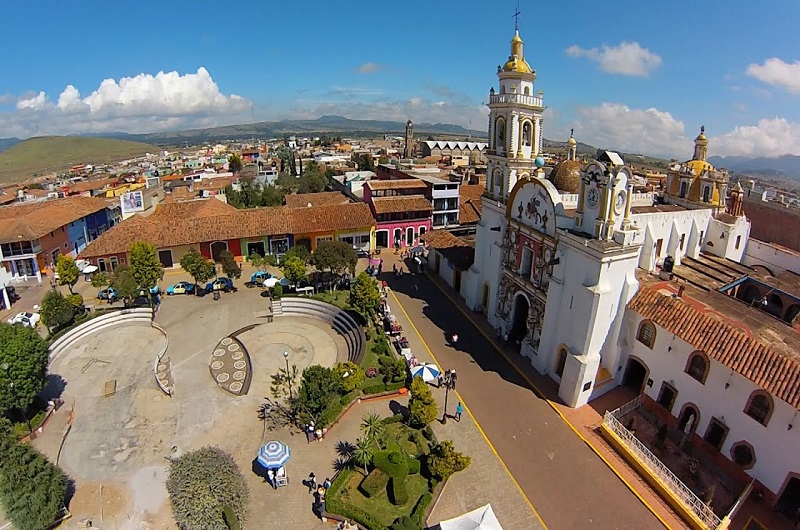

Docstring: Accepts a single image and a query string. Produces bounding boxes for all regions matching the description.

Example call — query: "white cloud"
[712,118,800,157]
[746,58,800,93]
[565,42,662,77]
[572,103,691,158]
[16,91,48,110]
[356,62,382,74]
[1,67,250,137]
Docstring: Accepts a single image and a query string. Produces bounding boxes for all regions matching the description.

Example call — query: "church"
[466,28,751,408]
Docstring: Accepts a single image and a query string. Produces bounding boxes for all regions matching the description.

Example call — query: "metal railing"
[604,400,722,529]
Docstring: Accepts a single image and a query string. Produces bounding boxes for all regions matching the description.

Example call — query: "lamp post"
[283,351,292,401]
[441,377,453,425]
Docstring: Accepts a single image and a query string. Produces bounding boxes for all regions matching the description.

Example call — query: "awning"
[436,504,503,530]
[81,265,99,274]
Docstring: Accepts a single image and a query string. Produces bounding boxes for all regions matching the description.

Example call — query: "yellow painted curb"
[389,290,549,530]
[416,278,674,530]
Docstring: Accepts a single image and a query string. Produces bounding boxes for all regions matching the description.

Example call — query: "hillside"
[0,136,157,184]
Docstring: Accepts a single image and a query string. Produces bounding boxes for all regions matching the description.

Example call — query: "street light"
[283,351,292,401]
[441,377,454,425]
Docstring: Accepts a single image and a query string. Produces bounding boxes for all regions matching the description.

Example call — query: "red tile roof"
[284,191,350,208]
[459,184,483,225]
[367,179,428,191]
[0,196,109,244]
[421,230,475,271]
[372,195,432,215]
[628,287,800,409]
[79,200,374,258]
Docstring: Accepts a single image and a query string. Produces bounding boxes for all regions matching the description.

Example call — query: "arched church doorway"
[509,293,529,349]
[210,241,228,262]
[777,475,800,521]
[678,404,700,435]
[622,357,648,394]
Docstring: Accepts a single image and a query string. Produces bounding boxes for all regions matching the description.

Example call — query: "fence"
[604,401,722,529]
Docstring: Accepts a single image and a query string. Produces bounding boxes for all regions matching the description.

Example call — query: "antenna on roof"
[513,0,521,32]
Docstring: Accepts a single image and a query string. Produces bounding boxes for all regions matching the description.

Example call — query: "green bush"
[410,431,430,456]
[421,425,435,441]
[385,381,406,392]
[222,505,240,530]
[381,413,404,425]
[273,285,283,299]
[326,494,389,530]
[318,398,344,428]
[406,457,421,475]
[411,493,432,525]
[358,468,389,498]
[339,389,360,406]
[426,440,471,481]
[65,293,84,310]
[361,381,387,395]
[391,515,421,530]
[389,476,409,505]
[373,450,408,479]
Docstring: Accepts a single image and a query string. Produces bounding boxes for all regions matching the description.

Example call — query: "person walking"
[437,373,444,388]
[392,263,397,275]
[450,369,458,389]
[377,259,383,275]
[451,333,459,345]
[455,402,463,422]
[307,472,317,493]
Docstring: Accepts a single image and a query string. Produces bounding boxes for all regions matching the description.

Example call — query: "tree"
[280,256,307,287]
[39,289,75,333]
[166,446,250,530]
[334,361,364,392]
[352,436,373,476]
[228,153,243,174]
[312,240,357,278]
[0,323,49,415]
[128,241,164,291]
[110,264,139,302]
[90,271,109,289]
[55,255,80,294]
[426,440,471,481]
[378,355,406,384]
[296,365,342,423]
[378,155,389,165]
[284,245,311,264]
[298,161,327,194]
[218,251,241,280]
[0,421,68,530]
[269,364,300,403]
[261,184,285,206]
[349,272,381,318]
[248,252,266,272]
[408,377,437,427]
[361,411,385,448]
[181,249,215,291]
[359,153,375,171]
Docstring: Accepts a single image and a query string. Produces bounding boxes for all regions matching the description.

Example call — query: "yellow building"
[664,126,729,213]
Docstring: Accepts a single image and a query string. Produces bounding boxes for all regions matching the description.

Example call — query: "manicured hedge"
[411,492,432,524]
[389,476,409,505]
[361,380,406,395]
[340,389,360,406]
[373,450,408,479]
[326,497,388,530]
[381,413,404,425]
[391,515,421,530]
[359,468,389,498]
[318,399,345,428]
[406,457,421,475]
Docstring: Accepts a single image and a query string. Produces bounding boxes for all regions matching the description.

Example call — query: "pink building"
[364,180,432,249]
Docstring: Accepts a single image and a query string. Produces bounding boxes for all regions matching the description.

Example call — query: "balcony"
[489,93,543,108]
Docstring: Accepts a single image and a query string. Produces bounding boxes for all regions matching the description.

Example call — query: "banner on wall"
[120,190,145,215]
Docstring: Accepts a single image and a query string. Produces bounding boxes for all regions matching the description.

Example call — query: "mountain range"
[708,155,800,179]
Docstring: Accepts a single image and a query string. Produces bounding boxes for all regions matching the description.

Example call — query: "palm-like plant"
[360,411,385,449]
[351,437,373,476]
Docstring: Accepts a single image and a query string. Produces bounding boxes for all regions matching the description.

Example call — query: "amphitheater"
[39,291,364,528]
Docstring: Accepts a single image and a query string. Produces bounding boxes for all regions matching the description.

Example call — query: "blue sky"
[1,0,799,158]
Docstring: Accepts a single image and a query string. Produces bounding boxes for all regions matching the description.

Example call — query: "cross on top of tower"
[570,128,574,138]
[513,1,521,32]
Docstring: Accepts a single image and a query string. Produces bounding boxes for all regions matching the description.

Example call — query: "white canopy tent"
[436,504,503,530]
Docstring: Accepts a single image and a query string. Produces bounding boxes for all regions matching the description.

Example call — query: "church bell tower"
[404,119,414,159]
[485,26,545,203]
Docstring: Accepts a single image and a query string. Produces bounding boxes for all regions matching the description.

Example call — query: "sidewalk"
[383,288,546,529]
[415,264,689,530]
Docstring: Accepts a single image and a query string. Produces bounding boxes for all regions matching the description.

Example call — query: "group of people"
[437,368,458,389]
[307,472,332,517]
[305,421,327,443]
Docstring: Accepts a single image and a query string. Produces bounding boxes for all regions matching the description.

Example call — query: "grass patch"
[312,289,351,309]
[383,423,421,456]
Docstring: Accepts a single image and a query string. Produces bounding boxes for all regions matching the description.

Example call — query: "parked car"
[166,282,195,295]
[97,288,118,301]
[0,286,19,309]
[125,296,151,308]
[205,277,235,293]
[7,311,40,328]
[250,271,272,283]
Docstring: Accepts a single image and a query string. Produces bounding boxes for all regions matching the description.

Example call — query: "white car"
[7,311,40,328]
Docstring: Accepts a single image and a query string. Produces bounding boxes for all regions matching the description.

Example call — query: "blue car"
[97,288,118,301]
[166,281,196,295]
[205,277,235,293]
[250,271,272,283]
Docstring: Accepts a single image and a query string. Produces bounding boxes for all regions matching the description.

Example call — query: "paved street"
[380,254,665,530]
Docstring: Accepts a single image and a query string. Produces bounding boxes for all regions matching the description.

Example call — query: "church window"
[522,122,532,146]
[500,85,505,94]
[679,181,688,198]
[655,238,663,258]
[702,186,710,202]
[636,320,656,349]
[679,234,686,251]
[555,346,568,378]
[735,235,741,249]
[744,390,773,427]
[704,418,729,451]
[730,441,756,469]
[523,86,530,95]
[519,247,533,278]
[685,351,709,384]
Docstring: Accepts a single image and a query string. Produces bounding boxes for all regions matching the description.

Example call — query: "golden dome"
[502,30,533,74]
[549,159,583,193]
[684,159,715,176]
[568,136,577,146]
[695,125,708,143]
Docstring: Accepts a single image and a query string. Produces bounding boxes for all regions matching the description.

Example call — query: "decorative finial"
[513,0,521,32]
[700,125,705,134]
[570,128,574,138]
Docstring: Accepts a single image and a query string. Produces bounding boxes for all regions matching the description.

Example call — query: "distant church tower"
[693,125,708,161]
[404,120,414,159]
[485,28,545,202]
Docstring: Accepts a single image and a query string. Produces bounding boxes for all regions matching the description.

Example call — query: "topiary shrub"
[411,493,432,525]
[381,413,404,425]
[318,399,345,428]
[166,446,249,530]
[273,285,283,299]
[406,456,421,475]
[340,389,360,407]
[222,505,240,530]
[361,381,388,395]
[65,293,84,311]
[391,515,421,530]
[373,450,408,479]
[358,468,389,498]
[426,440,471,481]
[389,476,409,505]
